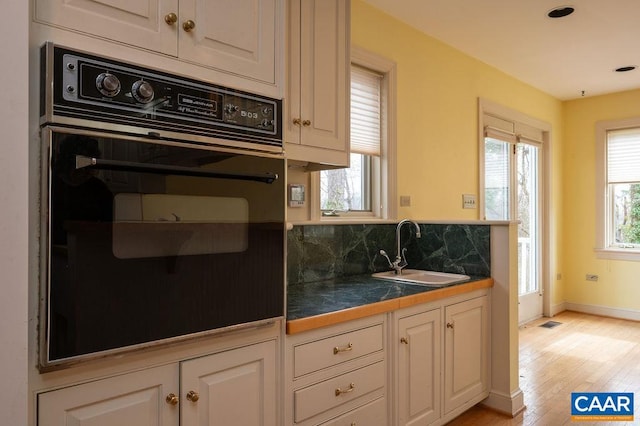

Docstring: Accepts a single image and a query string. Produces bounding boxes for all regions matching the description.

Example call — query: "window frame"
[595,117,640,261]
[314,46,397,221]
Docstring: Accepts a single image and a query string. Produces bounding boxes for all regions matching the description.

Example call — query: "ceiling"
[361,0,640,100]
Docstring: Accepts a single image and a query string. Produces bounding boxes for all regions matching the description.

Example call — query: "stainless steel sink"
[372,269,470,286]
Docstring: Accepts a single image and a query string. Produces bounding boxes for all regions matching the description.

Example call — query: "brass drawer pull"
[400,337,409,344]
[335,382,355,396]
[333,342,353,354]
[446,322,454,329]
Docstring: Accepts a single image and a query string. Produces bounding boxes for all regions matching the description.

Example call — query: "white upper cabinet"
[34,0,282,95]
[285,0,350,168]
[35,0,179,55]
[178,0,277,85]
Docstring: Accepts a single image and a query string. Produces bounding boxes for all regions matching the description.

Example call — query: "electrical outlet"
[586,274,599,282]
[400,195,411,207]
[462,194,477,209]
[556,273,562,280]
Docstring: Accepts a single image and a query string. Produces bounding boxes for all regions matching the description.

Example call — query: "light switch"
[462,194,477,209]
[400,195,411,207]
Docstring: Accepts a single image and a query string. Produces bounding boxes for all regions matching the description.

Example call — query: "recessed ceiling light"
[547,6,575,18]
[615,66,636,73]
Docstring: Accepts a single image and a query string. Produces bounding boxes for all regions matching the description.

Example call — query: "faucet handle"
[379,249,394,268]
[399,247,408,268]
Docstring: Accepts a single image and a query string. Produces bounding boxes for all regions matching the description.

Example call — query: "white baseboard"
[565,302,640,322]
[550,302,567,317]
[482,388,525,417]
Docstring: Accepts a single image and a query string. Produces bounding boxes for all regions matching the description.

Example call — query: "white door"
[484,137,543,323]
[180,340,277,426]
[397,309,441,426]
[178,0,277,84]
[35,0,178,55]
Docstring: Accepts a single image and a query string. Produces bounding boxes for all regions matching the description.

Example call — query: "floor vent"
[539,321,562,329]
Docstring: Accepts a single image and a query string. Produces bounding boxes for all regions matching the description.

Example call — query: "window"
[318,48,396,219]
[596,119,640,260]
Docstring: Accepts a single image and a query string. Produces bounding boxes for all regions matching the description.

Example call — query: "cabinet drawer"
[294,324,383,377]
[294,361,385,423]
[320,397,386,426]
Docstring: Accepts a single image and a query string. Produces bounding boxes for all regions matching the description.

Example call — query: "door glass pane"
[517,143,539,295]
[484,137,511,220]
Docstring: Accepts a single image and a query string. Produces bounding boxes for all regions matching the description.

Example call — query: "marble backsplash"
[287,223,491,285]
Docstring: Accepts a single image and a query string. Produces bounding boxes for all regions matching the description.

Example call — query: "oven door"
[40,126,285,369]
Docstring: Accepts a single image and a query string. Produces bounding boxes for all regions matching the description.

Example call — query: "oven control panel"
[41,43,282,151]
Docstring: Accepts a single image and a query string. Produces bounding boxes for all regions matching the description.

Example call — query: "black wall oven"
[39,44,285,370]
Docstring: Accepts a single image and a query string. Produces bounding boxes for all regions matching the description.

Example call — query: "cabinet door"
[35,0,178,56]
[443,296,489,414]
[180,340,277,426]
[397,309,441,426]
[37,364,178,426]
[178,0,278,85]
[285,0,350,166]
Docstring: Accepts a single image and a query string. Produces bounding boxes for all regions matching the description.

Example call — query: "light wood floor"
[446,311,640,426]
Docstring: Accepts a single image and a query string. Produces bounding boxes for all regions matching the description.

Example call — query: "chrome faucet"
[380,219,421,274]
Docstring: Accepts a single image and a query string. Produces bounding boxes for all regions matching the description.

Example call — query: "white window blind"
[350,65,381,156]
[608,128,640,183]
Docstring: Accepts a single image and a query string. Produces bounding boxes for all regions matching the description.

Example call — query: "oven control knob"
[96,72,121,97]
[132,80,155,104]
[225,104,239,115]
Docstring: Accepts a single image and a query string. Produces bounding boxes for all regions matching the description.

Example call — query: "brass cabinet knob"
[292,118,302,125]
[183,20,196,32]
[302,120,311,126]
[446,322,454,329]
[165,393,179,405]
[400,337,409,344]
[186,390,200,402]
[164,13,178,25]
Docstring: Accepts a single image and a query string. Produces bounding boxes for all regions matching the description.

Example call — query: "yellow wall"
[351,0,563,222]
[563,89,640,312]
[350,1,565,307]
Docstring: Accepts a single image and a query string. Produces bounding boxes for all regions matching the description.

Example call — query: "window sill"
[594,248,640,262]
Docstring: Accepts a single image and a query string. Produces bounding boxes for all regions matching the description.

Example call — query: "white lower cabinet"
[37,339,277,426]
[38,364,179,426]
[393,291,490,426]
[396,308,441,426]
[285,315,388,425]
[443,295,489,416]
[180,340,277,426]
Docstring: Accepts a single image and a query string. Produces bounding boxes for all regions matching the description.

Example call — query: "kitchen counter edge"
[286,278,493,334]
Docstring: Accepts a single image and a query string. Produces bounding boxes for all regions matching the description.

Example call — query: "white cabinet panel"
[294,360,385,423]
[320,397,386,426]
[179,0,277,84]
[293,323,383,377]
[285,0,350,167]
[35,0,178,55]
[397,308,441,426]
[180,340,277,426]
[443,296,489,414]
[37,364,178,426]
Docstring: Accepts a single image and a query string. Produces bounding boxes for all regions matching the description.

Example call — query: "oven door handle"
[75,155,279,184]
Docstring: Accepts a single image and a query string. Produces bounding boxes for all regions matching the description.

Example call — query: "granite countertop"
[286,274,493,334]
